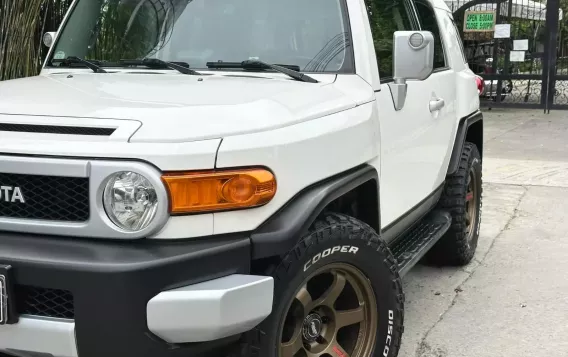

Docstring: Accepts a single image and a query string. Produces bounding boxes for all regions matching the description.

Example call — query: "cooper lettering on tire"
[244,213,405,357]
[304,245,359,271]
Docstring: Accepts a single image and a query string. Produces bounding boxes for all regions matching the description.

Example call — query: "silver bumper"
[0,316,77,357]
[147,274,274,343]
[1,274,273,357]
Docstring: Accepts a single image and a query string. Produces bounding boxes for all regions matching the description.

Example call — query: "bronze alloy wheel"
[464,166,478,246]
[279,263,377,357]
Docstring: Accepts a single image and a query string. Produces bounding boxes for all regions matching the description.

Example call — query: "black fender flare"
[250,164,379,260]
[447,110,483,176]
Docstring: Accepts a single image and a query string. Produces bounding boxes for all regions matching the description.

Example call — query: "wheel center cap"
[302,313,323,342]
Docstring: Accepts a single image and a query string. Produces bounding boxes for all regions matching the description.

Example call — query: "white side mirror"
[43,32,57,48]
[393,31,435,81]
[389,31,435,110]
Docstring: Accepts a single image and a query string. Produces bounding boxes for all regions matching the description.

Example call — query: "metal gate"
[447,0,566,111]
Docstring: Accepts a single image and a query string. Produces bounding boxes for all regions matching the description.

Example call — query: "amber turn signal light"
[162,168,277,214]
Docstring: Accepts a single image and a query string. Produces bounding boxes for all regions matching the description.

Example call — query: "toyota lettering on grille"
[0,185,25,204]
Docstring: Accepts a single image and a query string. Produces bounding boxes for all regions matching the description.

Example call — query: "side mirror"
[388,31,435,110]
[43,32,57,48]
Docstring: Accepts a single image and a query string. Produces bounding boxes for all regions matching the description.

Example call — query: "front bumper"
[0,232,273,357]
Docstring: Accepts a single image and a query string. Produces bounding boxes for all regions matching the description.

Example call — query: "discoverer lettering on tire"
[384,310,394,356]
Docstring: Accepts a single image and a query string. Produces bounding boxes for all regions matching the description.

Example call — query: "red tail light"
[475,76,484,95]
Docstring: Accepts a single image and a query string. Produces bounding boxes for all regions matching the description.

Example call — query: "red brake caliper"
[333,346,346,357]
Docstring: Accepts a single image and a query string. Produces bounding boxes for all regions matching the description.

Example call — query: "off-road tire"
[241,213,404,357]
[427,142,482,266]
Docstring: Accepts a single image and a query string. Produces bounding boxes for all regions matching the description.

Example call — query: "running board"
[389,210,452,277]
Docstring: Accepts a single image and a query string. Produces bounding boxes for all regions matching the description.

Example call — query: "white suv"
[0,0,482,356]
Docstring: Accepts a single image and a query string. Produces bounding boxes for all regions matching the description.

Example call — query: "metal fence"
[447,0,567,111]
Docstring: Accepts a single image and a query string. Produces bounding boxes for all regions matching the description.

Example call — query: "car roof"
[428,0,452,12]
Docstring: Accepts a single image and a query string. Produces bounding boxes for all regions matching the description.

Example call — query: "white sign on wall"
[494,24,511,38]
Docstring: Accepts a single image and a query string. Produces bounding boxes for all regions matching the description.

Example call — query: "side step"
[390,210,452,277]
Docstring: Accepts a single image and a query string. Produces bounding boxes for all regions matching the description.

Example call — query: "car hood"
[0,72,356,143]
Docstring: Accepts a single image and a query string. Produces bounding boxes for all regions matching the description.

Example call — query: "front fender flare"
[250,164,379,260]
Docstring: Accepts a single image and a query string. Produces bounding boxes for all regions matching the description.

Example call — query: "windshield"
[47,0,353,73]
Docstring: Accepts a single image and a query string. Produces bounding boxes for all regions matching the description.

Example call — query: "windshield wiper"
[60,56,107,73]
[120,58,201,75]
[206,60,318,83]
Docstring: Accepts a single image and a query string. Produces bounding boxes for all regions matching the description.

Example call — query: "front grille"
[0,173,89,222]
[0,123,115,136]
[15,285,75,319]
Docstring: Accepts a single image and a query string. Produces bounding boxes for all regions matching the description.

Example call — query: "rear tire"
[242,213,404,357]
[426,142,482,266]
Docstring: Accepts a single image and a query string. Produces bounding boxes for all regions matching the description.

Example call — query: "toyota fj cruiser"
[0,0,483,356]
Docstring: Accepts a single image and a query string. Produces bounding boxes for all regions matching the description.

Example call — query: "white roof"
[430,0,453,11]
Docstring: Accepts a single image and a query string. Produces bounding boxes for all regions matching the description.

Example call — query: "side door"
[364,0,457,229]
[412,0,459,184]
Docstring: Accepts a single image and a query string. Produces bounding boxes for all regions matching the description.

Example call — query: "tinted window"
[365,0,415,79]
[414,1,446,69]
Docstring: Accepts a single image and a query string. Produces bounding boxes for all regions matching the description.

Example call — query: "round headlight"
[103,171,159,232]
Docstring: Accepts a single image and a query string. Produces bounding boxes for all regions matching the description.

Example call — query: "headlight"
[103,171,159,232]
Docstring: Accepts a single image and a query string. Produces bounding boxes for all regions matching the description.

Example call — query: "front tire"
[245,213,404,357]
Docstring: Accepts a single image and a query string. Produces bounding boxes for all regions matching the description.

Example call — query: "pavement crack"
[414,186,529,357]
[483,117,536,144]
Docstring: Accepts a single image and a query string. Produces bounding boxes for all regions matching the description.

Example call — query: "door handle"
[429,98,445,112]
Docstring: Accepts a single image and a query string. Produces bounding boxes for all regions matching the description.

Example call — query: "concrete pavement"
[400,109,568,357]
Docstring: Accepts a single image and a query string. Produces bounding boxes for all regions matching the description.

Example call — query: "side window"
[365,0,416,80]
[414,1,446,69]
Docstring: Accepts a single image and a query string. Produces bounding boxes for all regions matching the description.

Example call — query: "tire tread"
[239,213,405,357]
[427,142,482,266]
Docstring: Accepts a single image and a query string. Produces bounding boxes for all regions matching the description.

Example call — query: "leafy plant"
[1,0,176,81]
[0,0,72,81]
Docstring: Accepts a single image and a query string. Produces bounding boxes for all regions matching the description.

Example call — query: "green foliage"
[0,0,44,81]
[365,1,401,78]
[0,0,181,81]
[85,0,166,62]
[0,0,72,81]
